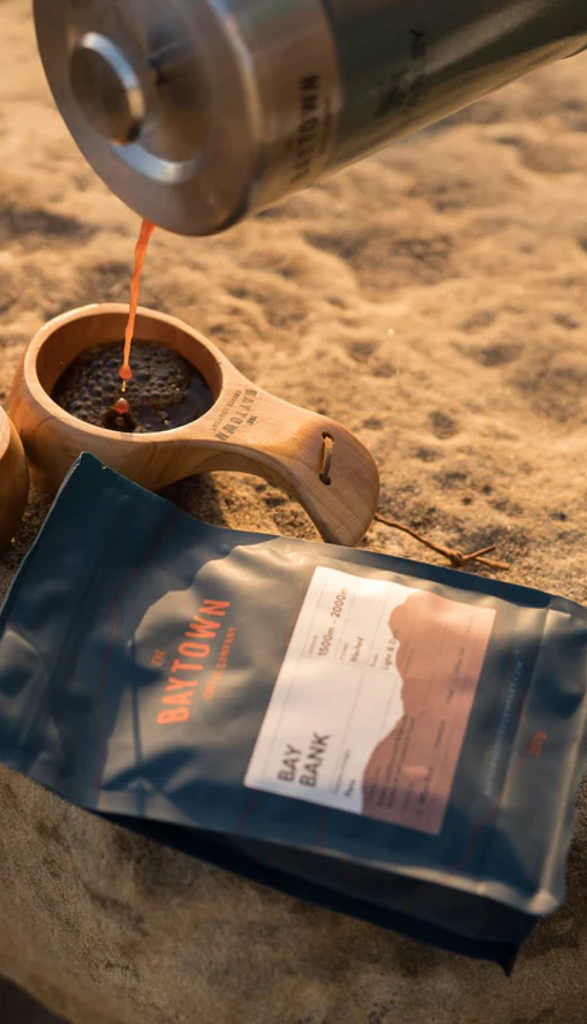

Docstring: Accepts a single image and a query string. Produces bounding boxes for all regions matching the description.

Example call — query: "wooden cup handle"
[182,387,380,547]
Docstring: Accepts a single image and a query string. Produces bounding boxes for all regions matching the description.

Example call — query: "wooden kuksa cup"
[9,304,380,546]
[0,407,29,551]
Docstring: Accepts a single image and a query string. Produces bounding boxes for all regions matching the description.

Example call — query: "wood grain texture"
[9,304,380,547]
[0,409,29,552]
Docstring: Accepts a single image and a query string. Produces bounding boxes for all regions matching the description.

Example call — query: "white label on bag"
[245,566,495,835]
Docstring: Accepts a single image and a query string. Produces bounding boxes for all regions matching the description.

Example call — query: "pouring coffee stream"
[119,218,156,389]
[96,217,156,429]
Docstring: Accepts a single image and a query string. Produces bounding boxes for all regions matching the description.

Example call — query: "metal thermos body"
[33,0,587,236]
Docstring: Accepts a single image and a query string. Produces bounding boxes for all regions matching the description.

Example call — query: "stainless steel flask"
[33,0,587,236]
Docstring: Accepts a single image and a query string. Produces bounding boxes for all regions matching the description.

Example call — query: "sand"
[2,1,587,1022]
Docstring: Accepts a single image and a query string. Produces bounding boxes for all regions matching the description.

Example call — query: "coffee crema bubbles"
[52,341,214,433]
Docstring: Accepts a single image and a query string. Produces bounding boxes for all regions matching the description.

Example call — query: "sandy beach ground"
[2,1,587,1022]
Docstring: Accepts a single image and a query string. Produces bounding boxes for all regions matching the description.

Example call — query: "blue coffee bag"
[1,453,587,969]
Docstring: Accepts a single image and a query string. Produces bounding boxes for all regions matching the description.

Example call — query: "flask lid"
[33,0,257,234]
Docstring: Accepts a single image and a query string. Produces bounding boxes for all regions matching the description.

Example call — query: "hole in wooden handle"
[320,432,334,486]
